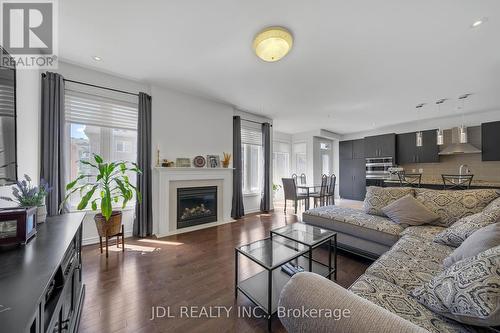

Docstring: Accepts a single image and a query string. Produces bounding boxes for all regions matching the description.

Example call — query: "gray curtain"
[134,93,153,237]
[40,72,65,216]
[260,122,271,212]
[231,116,244,218]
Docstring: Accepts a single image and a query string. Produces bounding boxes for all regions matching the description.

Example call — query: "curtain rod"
[41,73,139,97]
[237,116,273,127]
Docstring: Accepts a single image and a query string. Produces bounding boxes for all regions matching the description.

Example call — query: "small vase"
[37,204,47,224]
[222,161,230,168]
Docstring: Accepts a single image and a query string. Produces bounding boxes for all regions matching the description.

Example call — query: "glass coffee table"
[235,237,307,331]
[234,224,337,331]
[271,223,337,280]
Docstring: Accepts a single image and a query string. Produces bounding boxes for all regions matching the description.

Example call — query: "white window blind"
[65,90,138,130]
[0,82,14,117]
[241,126,262,146]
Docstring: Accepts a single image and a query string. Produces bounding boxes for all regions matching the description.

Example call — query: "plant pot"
[37,204,47,224]
[94,211,122,237]
[222,161,230,168]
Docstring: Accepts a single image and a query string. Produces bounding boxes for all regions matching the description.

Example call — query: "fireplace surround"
[177,186,217,228]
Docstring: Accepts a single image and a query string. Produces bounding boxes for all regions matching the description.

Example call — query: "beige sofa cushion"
[364,186,414,217]
[415,188,499,227]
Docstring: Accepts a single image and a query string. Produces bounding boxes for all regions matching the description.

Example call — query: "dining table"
[296,184,321,210]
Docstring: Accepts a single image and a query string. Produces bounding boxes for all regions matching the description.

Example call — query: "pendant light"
[435,99,446,145]
[457,94,472,144]
[415,103,425,147]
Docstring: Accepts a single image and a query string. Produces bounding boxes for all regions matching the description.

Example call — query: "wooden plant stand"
[99,225,125,258]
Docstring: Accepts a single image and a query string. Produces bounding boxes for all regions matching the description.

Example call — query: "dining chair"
[398,172,422,188]
[282,178,309,214]
[325,174,336,205]
[442,174,473,190]
[291,173,298,184]
[310,174,329,207]
[299,173,307,185]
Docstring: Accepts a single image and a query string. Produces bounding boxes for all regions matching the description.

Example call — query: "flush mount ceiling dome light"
[253,26,293,62]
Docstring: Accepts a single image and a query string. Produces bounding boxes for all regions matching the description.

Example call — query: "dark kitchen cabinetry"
[397,130,439,164]
[364,134,396,159]
[482,121,500,161]
[339,139,366,201]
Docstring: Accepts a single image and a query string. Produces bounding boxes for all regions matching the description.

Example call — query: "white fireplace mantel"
[152,167,234,237]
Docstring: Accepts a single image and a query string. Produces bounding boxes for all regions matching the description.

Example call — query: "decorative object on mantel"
[193,155,206,168]
[156,145,161,167]
[207,155,220,168]
[161,159,175,167]
[222,152,231,168]
[176,158,191,167]
[0,174,52,224]
[61,154,142,258]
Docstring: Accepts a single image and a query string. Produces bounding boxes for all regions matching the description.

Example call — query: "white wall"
[151,85,233,163]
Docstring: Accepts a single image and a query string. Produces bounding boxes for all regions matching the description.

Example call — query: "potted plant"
[0,174,52,223]
[62,154,141,239]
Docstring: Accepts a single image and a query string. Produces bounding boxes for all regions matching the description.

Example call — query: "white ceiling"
[59,0,500,134]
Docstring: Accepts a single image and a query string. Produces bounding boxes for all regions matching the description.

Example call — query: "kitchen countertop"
[384,177,500,188]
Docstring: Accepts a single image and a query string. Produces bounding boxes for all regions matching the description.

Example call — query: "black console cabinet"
[0,212,85,333]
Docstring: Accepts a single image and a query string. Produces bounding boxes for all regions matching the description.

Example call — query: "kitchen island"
[384,177,500,189]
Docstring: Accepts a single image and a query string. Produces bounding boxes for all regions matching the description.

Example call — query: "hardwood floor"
[80,204,370,333]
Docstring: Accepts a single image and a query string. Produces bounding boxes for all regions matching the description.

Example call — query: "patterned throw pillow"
[411,245,500,326]
[363,186,414,217]
[434,212,499,247]
[415,188,499,227]
[434,196,500,247]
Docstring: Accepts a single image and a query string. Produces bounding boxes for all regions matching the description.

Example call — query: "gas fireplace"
[177,186,218,229]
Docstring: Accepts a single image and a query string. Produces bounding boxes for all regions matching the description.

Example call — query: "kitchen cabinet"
[364,134,396,159]
[482,121,500,161]
[397,130,439,164]
[339,139,366,200]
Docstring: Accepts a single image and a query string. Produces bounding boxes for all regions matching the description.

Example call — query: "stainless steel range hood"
[439,127,481,155]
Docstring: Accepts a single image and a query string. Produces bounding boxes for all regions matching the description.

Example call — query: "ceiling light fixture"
[253,26,293,62]
[92,56,102,61]
[471,18,487,28]
[415,103,425,147]
[435,99,447,145]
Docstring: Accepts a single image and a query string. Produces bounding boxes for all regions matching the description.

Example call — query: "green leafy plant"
[272,183,282,193]
[62,154,142,221]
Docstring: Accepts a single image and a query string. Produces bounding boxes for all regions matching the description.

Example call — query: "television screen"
[0,48,16,186]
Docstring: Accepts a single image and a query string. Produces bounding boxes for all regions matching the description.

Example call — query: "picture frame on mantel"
[176,158,191,167]
[206,155,220,168]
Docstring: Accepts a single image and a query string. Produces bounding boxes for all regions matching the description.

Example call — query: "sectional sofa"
[279,187,500,333]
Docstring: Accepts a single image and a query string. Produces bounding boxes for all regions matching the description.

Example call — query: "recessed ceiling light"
[471,18,487,28]
[253,27,293,62]
[92,56,102,61]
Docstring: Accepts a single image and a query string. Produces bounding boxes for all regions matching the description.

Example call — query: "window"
[241,126,262,195]
[319,139,332,176]
[65,90,138,209]
[294,142,307,176]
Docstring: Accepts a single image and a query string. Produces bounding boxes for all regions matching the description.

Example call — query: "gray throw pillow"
[363,186,414,217]
[411,245,500,326]
[382,194,439,227]
[443,223,500,267]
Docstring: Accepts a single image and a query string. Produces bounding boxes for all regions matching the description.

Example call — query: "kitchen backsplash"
[401,154,500,181]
